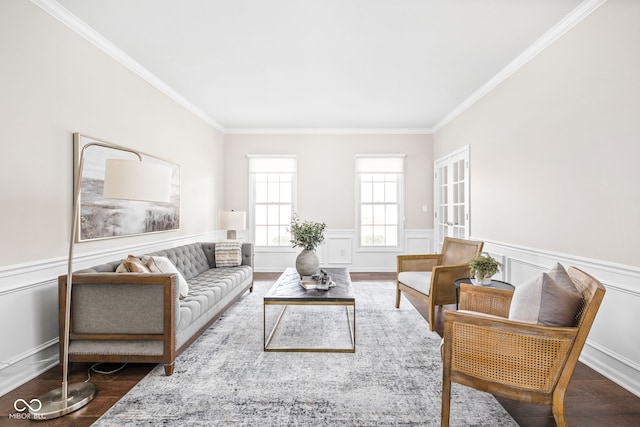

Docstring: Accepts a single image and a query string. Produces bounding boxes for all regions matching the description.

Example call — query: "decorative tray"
[299,276,336,290]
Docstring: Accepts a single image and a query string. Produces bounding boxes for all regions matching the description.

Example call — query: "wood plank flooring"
[1,272,638,426]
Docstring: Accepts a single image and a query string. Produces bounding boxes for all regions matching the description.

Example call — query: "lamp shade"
[104,159,172,202]
[219,211,246,230]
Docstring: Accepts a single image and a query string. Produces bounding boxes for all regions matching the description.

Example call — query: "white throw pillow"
[143,255,189,298]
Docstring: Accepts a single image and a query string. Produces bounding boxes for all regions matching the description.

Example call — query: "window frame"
[248,155,297,250]
[355,155,405,252]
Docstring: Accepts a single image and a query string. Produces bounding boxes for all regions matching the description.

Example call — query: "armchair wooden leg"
[428,304,435,331]
[395,284,401,308]
[552,394,568,427]
[441,378,451,427]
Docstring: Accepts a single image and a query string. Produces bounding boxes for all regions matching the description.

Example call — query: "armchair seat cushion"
[398,271,431,295]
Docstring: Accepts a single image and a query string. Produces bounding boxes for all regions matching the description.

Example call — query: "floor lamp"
[33,139,172,420]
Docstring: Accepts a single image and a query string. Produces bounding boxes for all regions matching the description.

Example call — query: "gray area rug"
[95,281,516,426]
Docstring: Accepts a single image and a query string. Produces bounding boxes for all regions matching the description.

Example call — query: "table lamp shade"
[104,159,172,203]
[219,211,246,231]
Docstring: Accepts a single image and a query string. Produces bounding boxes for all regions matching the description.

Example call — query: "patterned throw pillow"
[215,240,243,267]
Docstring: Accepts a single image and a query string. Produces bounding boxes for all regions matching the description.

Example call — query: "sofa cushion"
[508,272,582,326]
[398,271,431,295]
[143,255,189,298]
[176,266,252,332]
[215,240,243,267]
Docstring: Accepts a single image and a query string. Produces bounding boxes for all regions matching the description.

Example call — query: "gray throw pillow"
[508,272,582,326]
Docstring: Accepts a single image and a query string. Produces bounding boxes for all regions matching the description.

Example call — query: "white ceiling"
[52,0,587,132]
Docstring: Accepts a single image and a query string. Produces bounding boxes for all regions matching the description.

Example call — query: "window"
[249,156,296,247]
[356,155,404,248]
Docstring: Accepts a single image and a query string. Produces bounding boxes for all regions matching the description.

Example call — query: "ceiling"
[52,0,586,132]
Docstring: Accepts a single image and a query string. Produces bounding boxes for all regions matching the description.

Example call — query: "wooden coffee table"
[263,267,355,352]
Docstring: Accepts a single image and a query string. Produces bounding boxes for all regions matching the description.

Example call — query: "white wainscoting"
[479,238,640,398]
[253,229,434,273]
[0,232,219,397]
[5,232,636,399]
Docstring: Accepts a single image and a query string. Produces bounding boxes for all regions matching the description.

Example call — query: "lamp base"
[226,230,237,239]
[31,382,96,420]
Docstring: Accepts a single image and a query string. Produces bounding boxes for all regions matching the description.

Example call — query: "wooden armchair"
[396,237,484,330]
[441,267,606,427]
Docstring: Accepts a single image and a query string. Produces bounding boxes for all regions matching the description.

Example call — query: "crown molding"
[31,0,225,132]
[432,0,608,133]
[224,128,433,135]
[32,0,605,137]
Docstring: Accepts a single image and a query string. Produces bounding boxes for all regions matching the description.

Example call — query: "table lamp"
[219,210,246,239]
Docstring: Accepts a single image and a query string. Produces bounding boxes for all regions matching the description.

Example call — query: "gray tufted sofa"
[59,242,253,375]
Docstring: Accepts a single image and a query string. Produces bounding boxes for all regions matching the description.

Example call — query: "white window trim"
[248,155,297,249]
[355,154,405,252]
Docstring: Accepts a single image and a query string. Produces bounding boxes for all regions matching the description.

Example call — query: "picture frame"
[74,133,180,242]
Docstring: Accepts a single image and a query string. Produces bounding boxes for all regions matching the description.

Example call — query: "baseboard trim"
[582,341,640,397]
[0,340,59,398]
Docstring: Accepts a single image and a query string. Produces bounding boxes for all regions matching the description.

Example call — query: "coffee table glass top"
[264,267,354,302]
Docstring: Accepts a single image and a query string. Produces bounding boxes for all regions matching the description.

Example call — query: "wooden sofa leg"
[164,363,175,376]
[395,284,401,308]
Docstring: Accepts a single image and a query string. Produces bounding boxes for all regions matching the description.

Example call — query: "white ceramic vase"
[296,249,319,277]
[475,273,493,285]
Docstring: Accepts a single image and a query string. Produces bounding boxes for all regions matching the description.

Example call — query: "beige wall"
[434,0,640,267]
[223,133,433,230]
[0,0,223,266]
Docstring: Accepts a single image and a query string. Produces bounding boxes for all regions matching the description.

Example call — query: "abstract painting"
[74,133,180,242]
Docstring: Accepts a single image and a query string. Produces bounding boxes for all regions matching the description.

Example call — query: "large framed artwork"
[74,133,180,242]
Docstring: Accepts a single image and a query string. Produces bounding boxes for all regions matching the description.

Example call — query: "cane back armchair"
[441,266,606,427]
[396,237,484,331]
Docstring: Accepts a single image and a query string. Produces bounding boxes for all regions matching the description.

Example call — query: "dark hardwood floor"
[1,272,638,426]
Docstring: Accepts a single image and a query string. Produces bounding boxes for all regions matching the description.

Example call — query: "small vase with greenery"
[288,214,326,276]
[469,252,502,285]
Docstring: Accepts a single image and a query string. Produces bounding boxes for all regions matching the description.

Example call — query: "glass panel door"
[434,146,469,250]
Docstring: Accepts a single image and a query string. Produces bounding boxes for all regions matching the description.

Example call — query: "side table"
[454,278,515,309]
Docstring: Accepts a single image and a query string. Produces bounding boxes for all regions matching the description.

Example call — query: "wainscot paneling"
[0,232,218,397]
[479,238,640,398]
[253,229,433,273]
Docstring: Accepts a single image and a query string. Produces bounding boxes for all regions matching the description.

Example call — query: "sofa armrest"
[59,273,177,354]
[241,243,254,268]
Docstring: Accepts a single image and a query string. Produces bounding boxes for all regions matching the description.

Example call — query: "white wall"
[0,0,223,395]
[223,133,434,271]
[434,0,640,396]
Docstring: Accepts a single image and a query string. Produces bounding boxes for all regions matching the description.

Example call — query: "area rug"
[95,281,516,426]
